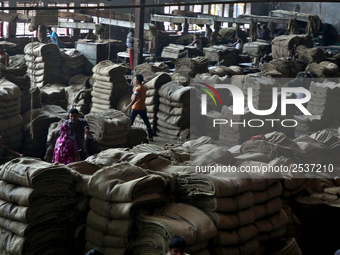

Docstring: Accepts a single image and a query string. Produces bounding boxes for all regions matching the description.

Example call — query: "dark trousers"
[130,109,153,139]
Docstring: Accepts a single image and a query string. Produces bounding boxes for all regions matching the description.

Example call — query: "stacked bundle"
[0,158,80,255]
[309,130,340,163]
[91,61,129,113]
[294,115,323,136]
[243,76,281,111]
[173,58,193,85]
[271,34,313,59]
[218,106,256,147]
[133,73,172,134]
[296,45,325,65]
[151,62,169,72]
[177,172,260,255]
[157,81,191,139]
[85,109,131,154]
[40,84,68,110]
[250,173,288,244]
[21,105,67,158]
[65,84,92,115]
[85,162,168,254]
[269,157,305,201]
[191,56,209,76]
[24,42,63,87]
[161,44,186,59]
[203,45,239,65]
[60,49,85,82]
[0,78,23,151]
[260,58,303,78]
[132,203,217,255]
[307,81,340,124]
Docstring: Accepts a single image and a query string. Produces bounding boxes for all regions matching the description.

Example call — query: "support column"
[133,0,145,69]
[228,3,234,27]
[8,1,16,40]
[73,2,81,39]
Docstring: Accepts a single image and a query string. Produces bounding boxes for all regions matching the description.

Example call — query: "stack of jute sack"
[91,61,130,113]
[85,162,168,254]
[191,56,209,76]
[177,171,259,255]
[40,84,68,110]
[294,115,323,136]
[0,158,81,255]
[218,105,264,147]
[260,58,303,78]
[132,202,217,255]
[307,81,340,124]
[85,109,131,154]
[203,45,239,65]
[65,81,92,115]
[271,34,313,59]
[157,81,191,139]
[133,73,172,134]
[21,105,67,158]
[0,78,23,151]
[60,49,85,82]
[249,172,288,245]
[24,42,63,87]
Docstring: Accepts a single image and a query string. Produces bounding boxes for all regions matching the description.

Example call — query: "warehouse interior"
[1,0,340,255]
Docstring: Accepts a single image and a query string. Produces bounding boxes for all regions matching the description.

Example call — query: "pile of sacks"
[85,109,131,154]
[295,46,325,65]
[260,58,303,78]
[307,81,340,124]
[191,56,209,76]
[0,158,81,255]
[305,61,340,78]
[271,34,313,59]
[250,172,289,247]
[133,73,171,134]
[21,105,67,158]
[177,171,260,255]
[65,75,92,115]
[91,61,130,113]
[24,42,63,87]
[40,84,68,110]
[219,105,272,147]
[209,65,244,77]
[0,78,23,151]
[85,162,168,254]
[294,115,323,136]
[157,81,191,140]
[60,49,85,82]
[132,203,217,255]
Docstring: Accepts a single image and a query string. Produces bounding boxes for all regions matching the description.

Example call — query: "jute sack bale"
[319,61,339,74]
[192,146,235,166]
[209,66,230,77]
[228,66,244,76]
[0,78,21,100]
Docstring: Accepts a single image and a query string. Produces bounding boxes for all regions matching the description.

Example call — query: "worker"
[64,108,92,160]
[210,30,222,46]
[189,34,202,51]
[260,24,271,41]
[230,34,243,52]
[167,236,188,255]
[0,135,23,164]
[205,25,212,42]
[85,29,96,40]
[0,45,9,66]
[125,74,153,141]
[52,123,81,165]
[47,27,61,47]
[126,29,134,69]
